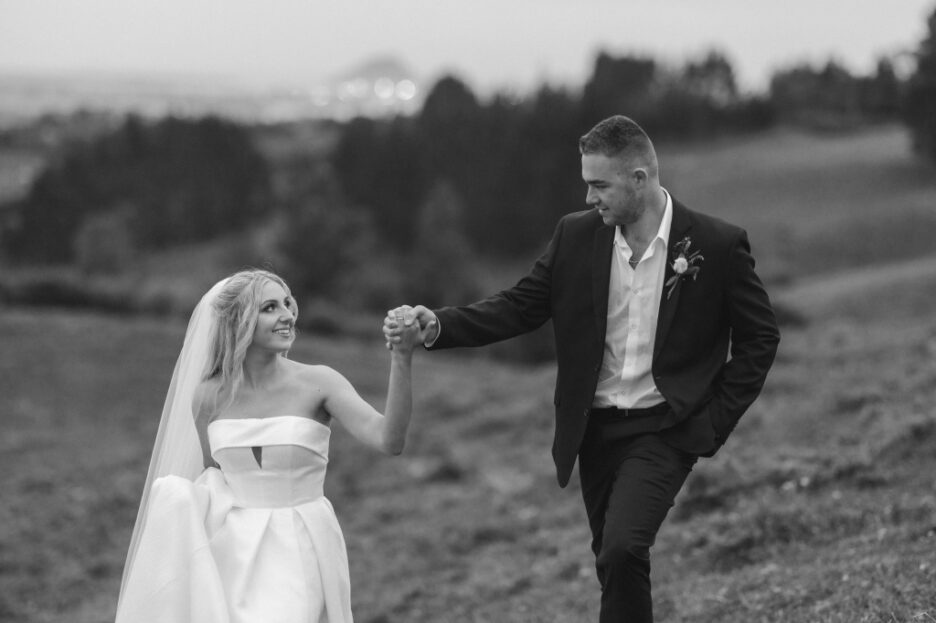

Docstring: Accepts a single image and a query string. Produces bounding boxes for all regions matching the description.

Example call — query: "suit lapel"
[654,201,693,360]
[592,224,614,345]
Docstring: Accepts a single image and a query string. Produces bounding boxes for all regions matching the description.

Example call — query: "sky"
[1,0,934,95]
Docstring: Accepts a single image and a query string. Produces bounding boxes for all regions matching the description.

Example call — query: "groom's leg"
[579,430,696,623]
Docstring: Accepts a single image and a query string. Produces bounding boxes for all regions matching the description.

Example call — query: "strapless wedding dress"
[116,415,352,623]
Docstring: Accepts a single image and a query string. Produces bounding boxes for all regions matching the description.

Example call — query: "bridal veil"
[118,278,227,605]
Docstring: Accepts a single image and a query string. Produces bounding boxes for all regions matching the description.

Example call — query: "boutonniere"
[665,236,704,299]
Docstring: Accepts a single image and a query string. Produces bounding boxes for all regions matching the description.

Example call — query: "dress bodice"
[208,415,330,508]
[118,415,351,623]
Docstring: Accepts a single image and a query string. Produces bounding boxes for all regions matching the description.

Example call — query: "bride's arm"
[319,322,419,455]
[192,381,220,468]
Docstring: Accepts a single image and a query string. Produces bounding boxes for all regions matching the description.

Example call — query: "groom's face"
[581,153,641,227]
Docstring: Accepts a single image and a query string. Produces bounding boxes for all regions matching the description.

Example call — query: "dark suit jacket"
[431,199,780,487]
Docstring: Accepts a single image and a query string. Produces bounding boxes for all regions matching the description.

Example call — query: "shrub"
[72,207,136,275]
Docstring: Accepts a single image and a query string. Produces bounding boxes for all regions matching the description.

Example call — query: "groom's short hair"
[579,116,657,171]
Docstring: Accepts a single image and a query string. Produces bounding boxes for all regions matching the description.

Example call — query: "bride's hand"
[385,309,422,354]
[383,305,438,350]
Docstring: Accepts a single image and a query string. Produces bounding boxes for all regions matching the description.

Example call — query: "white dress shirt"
[592,190,673,409]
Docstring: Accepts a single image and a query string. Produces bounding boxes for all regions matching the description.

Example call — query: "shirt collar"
[614,188,673,252]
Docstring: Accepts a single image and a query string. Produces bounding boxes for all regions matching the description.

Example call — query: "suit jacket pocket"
[660,404,717,456]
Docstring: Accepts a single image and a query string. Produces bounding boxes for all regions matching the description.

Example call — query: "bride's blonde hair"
[202,269,295,411]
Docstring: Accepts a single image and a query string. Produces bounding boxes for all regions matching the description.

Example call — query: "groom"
[385,115,780,622]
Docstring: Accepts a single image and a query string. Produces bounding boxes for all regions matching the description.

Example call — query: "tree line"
[3,15,936,317]
[1,115,270,265]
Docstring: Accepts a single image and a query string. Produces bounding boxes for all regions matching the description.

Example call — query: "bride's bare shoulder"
[289,361,347,389]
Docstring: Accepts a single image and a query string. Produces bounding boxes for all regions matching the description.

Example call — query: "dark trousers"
[578,414,697,623]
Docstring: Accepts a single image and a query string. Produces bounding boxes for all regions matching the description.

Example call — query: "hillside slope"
[2,262,934,622]
[3,124,935,622]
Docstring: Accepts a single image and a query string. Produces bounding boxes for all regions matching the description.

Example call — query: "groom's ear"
[633,168,648,185]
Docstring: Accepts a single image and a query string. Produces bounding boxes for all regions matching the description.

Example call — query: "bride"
[116,269,430,623]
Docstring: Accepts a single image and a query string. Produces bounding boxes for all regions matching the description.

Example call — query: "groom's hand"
[383,305,439,349]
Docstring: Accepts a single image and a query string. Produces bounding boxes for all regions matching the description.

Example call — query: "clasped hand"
[383,305,438,352]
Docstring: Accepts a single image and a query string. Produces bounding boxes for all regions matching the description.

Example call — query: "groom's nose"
[586,187,598,205]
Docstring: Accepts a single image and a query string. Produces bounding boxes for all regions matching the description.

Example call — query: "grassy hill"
[660,125,936,282]
[2,277,934,622]
[2,124,935,622]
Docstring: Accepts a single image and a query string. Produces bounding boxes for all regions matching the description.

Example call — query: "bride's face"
[250,280,297,352]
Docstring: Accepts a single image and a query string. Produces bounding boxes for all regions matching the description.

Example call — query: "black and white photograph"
[1,1,935,621]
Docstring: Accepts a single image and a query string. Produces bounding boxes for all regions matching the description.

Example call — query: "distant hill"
[0,58,426,127]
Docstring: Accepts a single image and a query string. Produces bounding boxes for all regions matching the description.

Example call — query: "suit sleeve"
[429,219,561,349]
[708,229,780,444]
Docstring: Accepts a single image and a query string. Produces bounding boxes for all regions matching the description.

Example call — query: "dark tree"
[330,115,426,249]
[582,54,658,125]
[3,115,272,263]
[419,75,482,130]
[769,61,862,128]
[416,76,490,230]
[904,7,936,159]
[403,180,479,307]
[486,86,585,253]
[859,57,902,119]
[683,51,738,106]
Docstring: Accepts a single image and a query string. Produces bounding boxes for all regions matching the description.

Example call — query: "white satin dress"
[116,415,352,623]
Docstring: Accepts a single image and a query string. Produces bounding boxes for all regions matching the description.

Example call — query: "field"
[661,126,936,281]
[2,125,936,622]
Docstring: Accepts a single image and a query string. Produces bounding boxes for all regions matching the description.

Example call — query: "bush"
[0,271,132,313]
[72,207,136,275]
[277,198,376,302]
